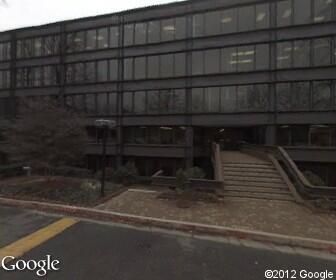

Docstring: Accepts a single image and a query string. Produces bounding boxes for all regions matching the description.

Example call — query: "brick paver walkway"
[97,189,336,242]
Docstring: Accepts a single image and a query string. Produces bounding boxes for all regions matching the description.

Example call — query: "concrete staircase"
[220,151,294,201]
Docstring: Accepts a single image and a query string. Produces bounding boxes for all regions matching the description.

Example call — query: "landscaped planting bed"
[0,176,122,207]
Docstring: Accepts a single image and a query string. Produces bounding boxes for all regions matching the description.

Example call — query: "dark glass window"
[97,93,108,115]
[160,54,174,77]
[85,62,96,83]
[172,89,186,113]
[135,23,147,45]
[277,0,293,27]
[108,93,117,115]
[161,19,175,41]
[253,84,269,111]
[124,24,134,46]
[314,0,333,22]
[221,47,237,72]
[175,127,186,144]
[160,127,174,144]
[193,14,204,37]
[97,60,108,82]
[123,58,133,80]
[293,40,310,67]
[292,82,310,111]
[148,21,160,43]
[160,90,181,113]
[205,11,221,36]
[123,92,133,113]
[174,53,186,76]
[0,42,10,61]
[192,88,204,112]
[109,26,119,48]
[276,83,291,111]
[147,55,160,79]
[237,45,255,72]
[134,91,146,114]
[109,60,118,81]
[74,95,85,111]
[294,0,311,24]
[256,44,269,70]
[313,38,331,66]
[148,127,160,144]
[278,126,291,146]
[134,57,146,79]
[310,125,331,146]
[292,125,309,146]
[204,49,220,74]
[192,51,203,75]
[34,38,42,57]
[22,39,33,57]
[0,70,10,89]
[204,87,220,112]
[86,29,97,50]
[97,28,108,49]
[134,127,146,144]
[147,90,159,114]
[277,42,292,68]
[44,35,60,56]
[239,5,255,31]
[221,86,236,112]
[221,9,237,34]
[237,85,254,111]
[256,4,270,29]
[175,17,186,40]
[312,81,332,110]
[86,94,96,115]
[67,32,83,52]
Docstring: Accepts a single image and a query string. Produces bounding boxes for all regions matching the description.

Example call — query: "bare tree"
[3,97,88,169]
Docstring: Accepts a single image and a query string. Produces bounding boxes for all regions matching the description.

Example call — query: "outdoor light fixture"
[95,119,116,197]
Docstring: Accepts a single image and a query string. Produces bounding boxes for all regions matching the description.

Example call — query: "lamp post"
[95,119,116,197]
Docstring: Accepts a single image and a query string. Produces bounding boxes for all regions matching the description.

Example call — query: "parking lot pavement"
[0,205,57,247]
[1,218,335,280]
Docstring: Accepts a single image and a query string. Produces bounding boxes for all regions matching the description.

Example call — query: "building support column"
[185,127,194,169]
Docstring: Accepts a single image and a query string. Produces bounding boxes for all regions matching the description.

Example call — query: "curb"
[1,196,336,255]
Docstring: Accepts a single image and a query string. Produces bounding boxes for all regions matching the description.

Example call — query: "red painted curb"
[0,196,335,255]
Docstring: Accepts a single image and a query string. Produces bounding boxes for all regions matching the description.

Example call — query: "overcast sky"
[0,0,182,32]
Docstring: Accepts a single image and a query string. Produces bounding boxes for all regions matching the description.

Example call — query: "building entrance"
[212,127,265,150]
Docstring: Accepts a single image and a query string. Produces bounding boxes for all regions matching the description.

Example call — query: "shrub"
[113,162,139,186]
[94,162,139,186]
[184,167,206,179]
[303,170,325,186]
[0,164,24,179]
[54,166,93,178]
[314,197,336,211]
[94,168,115,182]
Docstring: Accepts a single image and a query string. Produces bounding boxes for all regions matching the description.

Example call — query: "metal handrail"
[211,142,224,182]
[240,143,336,198]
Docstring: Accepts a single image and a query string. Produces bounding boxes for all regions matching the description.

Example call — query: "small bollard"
[23,166,32,176]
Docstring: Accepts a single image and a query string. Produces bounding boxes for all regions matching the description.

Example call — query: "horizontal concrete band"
[0,197,335,255]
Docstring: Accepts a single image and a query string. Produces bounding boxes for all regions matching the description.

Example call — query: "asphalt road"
[0,206,335,280]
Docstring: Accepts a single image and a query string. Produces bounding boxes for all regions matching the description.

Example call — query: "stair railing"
[240,143,336,199]
[211,142,224,183]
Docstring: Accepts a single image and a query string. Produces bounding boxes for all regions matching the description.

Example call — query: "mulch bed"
[0,176,123,207]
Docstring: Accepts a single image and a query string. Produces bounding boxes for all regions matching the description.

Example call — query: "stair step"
[222,163,273,169]
[221,191,295,202]
[224,180,287,188]
[223,171,281,179]
[223,175,283,183]
[224,185,290,194]
[222,166,278,174]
